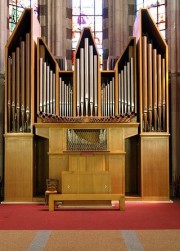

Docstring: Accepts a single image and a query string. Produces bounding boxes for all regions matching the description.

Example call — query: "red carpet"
[0,202,180,230]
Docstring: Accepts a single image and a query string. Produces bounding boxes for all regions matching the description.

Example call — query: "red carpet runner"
[0,202,179,230]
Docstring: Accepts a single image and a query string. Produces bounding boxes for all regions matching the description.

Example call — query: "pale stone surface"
[167,0,180,179]
[103,0,136,66]
[0,0,7,185]
[0,0,8,74]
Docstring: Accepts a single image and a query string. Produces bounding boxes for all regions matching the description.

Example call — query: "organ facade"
[4,8,169,203]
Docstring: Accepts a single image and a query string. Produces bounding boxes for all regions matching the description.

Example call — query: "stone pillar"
[38,0,47,41]
[103,0,136,69]
[0,0,8,197]
[39,0,72,69]
[167,0,180,182]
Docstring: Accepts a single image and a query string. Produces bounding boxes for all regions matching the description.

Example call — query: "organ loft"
[3,7,169,205]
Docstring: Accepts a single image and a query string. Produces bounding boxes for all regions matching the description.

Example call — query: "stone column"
[167,0,180,183]
[38,0,47,41]
[0,0,8,197]
[39,0,72,69]
[103,0,136,69]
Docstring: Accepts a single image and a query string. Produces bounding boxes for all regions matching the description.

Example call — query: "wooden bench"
[48,193,125,211]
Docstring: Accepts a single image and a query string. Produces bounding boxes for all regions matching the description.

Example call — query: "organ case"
[4,9,41,201]
[4,8,169,203]
[35,27,139,206]
[133,8,169,200]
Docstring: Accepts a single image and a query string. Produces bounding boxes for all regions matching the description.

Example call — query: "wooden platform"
[49,194,125,211]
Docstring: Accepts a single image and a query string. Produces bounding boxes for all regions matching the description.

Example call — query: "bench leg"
[49,197,55,211]
[119,198,125,211]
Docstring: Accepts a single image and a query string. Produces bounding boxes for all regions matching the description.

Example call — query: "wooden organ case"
[133,9,169,200]
[4,8,169,203]
[4,9,41,201]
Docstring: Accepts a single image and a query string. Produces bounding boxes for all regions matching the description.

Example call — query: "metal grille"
[67,129,107,151]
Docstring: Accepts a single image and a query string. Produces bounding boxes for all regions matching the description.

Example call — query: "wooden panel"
[78,172,94,193]
[62,171,111,194]
[61,172,79,193]
[141,135,169,199]
[35,127,49,139]
[108,155,125,194]
[69,155,105,172]
[49,128,64,153]
[86,155,105,171]
[69,155,86,171]
[4,135,33,201]
[49,155,68,192]
[93,172,111,193]
[108,128,124,152]
[124,127,139,139]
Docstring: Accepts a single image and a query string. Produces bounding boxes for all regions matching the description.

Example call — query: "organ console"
[4,8,169,203]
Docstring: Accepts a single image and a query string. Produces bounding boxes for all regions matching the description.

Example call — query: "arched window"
[136,0,166,39]
[72,0,103,67]
[9,0,38,33]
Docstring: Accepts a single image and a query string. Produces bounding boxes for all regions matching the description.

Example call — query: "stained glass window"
[136,0,166,39]
[72,0,103,67]
[9,0,38,33]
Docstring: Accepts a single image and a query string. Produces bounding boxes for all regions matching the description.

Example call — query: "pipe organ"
[141,35,167,132]
[38,38,57,116]
[115,38,137,118]
[59,76,73,117]
[133,9,169,200]
[4,8,169,203]
[75,33,98,117]
[101,74,115,117]
[7,32,31,133]
[4,9,41,201]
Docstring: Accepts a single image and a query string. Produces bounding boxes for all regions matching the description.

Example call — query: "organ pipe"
[121,70,124,115]
[162,58,166,131]
[52,73,56,114]
[130,57,134,113]
[123,65,127,115]
[43,62,47,113]
[157,54,162,131]
[147,43,153,131]
[142,36,148,131]
[20,41,25,132]
[89,45,94,116]
[152,49,158,131]
[76,58,80,116]
[46,65,50,114]
[118,73,121,115]
[80,48,84,116]
[85,38,89,116]
[16,47,20,132]
[12,52,16,132]
[59,77,62,116]
[112,77,115,116]
[64,80,67,116]
[25,33,30,131]
[39,58,43,112]
[127,62,131,114]
[7,57,12,132]
[94,55,98,116]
